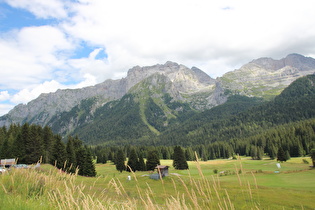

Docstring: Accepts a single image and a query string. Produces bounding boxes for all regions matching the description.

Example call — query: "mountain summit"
[219,53,315,98]
[0,53,315,144]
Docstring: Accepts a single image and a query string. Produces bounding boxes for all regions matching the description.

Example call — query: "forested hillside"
[157,75,315,146]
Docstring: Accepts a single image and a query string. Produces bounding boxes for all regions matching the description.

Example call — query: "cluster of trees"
[114,149,160,172]
[94,145,189,172]
[0,123,96,177]
[91,118,315,166]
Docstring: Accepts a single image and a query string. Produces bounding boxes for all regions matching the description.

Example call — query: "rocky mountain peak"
[249,53,315,71]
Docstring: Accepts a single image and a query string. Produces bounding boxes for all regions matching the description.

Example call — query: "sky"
[1,0,315,116]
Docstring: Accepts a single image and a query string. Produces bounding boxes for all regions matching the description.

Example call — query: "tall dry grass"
[0,156,263,210]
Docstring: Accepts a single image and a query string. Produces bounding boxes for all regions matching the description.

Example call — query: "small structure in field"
[150,165,169,180]
[0,159,16,168]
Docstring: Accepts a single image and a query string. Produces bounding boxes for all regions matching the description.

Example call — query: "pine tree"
[138,153,146,171]
[115,149,126,172]
[126,148,139,172]
[42,126,54,163]
[185,147,194,161]
[277,147,287,162]
[50,135,67,169]
[146,150,160,171]
[24,125,44,164]
[79,146,96,177]
[66,136,77,173]
[173,146,189,170]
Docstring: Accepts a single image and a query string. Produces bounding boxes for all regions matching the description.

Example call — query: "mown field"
[0,157,314,209]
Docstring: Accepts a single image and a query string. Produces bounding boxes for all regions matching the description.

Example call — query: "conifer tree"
[126,148,139,172]
[138,153,146,171]
[173,146,189,170]
[277,147,287,162]
[50,135,67,169]
[66,136,77,173]
[146,150,160,171]
[76,146,96,177]
[185,147,194,161]
[115,149,126,172]
[42,126,54,163]
[24,125,44,164]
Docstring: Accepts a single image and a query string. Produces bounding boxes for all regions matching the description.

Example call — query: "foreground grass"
[0,157,314,209]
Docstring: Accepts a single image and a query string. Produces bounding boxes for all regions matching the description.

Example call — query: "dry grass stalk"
[251,171,258,189]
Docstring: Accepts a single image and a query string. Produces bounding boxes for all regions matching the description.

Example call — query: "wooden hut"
[150,165,169,180]
[155,165,169,177]
[0,159,16,168]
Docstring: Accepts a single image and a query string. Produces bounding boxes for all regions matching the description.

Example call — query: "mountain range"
[1,53,315,145]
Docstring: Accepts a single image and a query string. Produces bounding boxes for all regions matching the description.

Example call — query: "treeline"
[92,118,315,162]
[0,123,96,177]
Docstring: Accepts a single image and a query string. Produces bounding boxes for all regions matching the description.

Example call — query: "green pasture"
[0,157,314,209]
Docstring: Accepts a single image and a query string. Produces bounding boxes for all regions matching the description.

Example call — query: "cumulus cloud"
[4,0,68,19]
[0,91,10,101]
[0,25,74,89]
[1,0,315,115]
[62,0,315,77]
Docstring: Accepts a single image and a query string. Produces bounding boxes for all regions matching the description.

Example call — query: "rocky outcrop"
[219,54,315,98]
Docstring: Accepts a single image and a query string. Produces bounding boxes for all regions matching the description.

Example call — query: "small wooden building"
[0,159,16,167]
[155,165,169,177]
[150,165,169,180]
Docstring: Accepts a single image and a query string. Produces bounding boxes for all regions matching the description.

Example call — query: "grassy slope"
[1,158,315,209]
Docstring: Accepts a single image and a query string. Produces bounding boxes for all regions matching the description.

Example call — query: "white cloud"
[0,104,15,116]
[62,0,315,77]
[10,80,65,104]
[0,91,10,101]
[0,25,74,89]
[4,0,68,19]
[1,0,315,115]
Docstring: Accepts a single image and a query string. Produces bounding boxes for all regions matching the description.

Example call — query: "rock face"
[219,54,315,99]
[0,61,221,127]
[1,53,315,129]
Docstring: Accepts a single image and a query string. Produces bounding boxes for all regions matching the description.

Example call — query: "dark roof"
[155,165,169,169]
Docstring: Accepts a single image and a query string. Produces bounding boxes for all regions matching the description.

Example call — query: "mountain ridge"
[1,53,315,143]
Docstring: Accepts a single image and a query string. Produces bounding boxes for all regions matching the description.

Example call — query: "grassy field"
[0,157,314,209]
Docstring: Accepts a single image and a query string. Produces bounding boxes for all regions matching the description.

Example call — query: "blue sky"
[1,0,315,116]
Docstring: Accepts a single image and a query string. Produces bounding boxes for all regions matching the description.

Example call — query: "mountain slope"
[157,75,315,146]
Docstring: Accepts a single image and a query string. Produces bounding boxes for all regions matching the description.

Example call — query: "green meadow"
[0,157,314,209]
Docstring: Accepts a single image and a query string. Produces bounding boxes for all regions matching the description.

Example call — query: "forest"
[0,123,96,177]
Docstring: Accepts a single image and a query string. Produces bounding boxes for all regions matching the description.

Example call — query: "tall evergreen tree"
[126,148,139,172]
[115,149,126,172]
[146,150,160,171]
[277,147,287,162]
[42,126,54,163]
[66,136,77,173]
[76,146,96,177]
[24,125,44,164]
[138,153,146,171]
[173,146,189,170]
[50,135,67,169]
